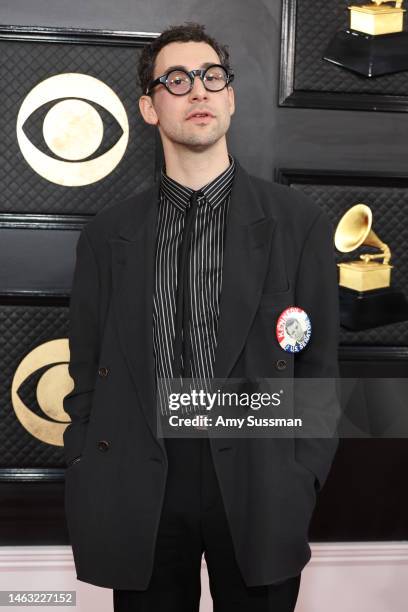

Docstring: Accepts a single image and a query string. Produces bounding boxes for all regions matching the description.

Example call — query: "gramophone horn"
[334,203,373,252]
[334,202,391,265]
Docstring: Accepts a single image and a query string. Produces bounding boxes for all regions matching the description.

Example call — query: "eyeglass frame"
[145,63,235,96]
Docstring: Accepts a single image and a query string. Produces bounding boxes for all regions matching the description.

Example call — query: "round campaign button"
[275,306,312,353]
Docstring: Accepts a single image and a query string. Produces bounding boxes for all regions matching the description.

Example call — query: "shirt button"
[98,366,109,377]
[275,359,287,371]
[97,440,110,452]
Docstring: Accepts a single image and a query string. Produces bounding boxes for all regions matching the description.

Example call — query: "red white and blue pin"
[276,306,312,353]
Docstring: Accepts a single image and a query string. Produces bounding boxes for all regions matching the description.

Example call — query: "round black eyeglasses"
[145,64,234,96]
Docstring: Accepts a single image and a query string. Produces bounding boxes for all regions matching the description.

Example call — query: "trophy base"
[323,29,408,77]
[339,285,408,330]
[349,5,405,36]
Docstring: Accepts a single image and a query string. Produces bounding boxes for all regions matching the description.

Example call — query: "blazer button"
[275,359,287,371]
[98,366,109,377]
[97,440,110,452]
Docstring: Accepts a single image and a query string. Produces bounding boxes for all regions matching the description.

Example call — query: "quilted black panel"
[0,37,157,214]
[0,304,69,468]
[294,0,408,95]
[291,182,408,345]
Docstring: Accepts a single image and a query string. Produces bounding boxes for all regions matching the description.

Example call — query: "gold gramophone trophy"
[334,203,408,330]
[324,0,408,77]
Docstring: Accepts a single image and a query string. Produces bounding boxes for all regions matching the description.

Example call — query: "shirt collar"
[160,154,236,212]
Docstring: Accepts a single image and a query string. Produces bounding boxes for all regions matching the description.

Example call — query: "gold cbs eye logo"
[11,339,74,446]
[16,72,129,186]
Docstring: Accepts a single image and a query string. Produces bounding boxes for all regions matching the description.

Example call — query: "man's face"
[286,319,304,342]
[139,41,235,151]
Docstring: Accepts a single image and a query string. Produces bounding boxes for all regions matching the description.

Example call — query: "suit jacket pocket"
[259,286,293,310]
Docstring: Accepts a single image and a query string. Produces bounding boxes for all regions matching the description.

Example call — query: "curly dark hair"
[137,22,232,95]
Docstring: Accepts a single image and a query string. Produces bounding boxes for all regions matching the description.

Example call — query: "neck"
[162,139,230,190]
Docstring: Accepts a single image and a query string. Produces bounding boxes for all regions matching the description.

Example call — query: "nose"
[188,75,208,101]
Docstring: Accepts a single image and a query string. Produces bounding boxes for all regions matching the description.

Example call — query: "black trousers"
[113,436,301,612]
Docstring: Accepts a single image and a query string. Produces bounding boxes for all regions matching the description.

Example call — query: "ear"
[138,95,159,126]
[227,85,235,117]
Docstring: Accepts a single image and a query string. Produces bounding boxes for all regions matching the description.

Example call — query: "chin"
[183,131,225,148]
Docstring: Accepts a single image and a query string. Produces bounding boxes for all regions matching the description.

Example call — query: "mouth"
[186,111,215,122]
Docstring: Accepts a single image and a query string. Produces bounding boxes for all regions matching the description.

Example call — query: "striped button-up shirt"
[153,155,236,413]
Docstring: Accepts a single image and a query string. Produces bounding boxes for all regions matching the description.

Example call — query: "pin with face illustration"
[276,306,311,353]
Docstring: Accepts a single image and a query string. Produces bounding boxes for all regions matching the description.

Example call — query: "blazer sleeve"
[63,227,100,467]
[293,207,341,493]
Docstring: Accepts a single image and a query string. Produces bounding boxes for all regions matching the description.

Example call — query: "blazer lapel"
[109,183,161,451]
[214,160,276,380]
[108,160,276,450]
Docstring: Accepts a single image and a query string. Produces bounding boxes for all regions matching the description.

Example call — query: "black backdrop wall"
[3,0,408,176]
[0,0,407,544]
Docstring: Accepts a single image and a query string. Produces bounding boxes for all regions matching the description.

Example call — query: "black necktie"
[172,190,201,380]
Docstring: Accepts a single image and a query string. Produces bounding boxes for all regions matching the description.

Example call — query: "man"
[285,318,306,346]
[63,22,340,612]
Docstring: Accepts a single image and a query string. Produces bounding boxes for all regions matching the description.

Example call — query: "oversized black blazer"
[63,157,341,589]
